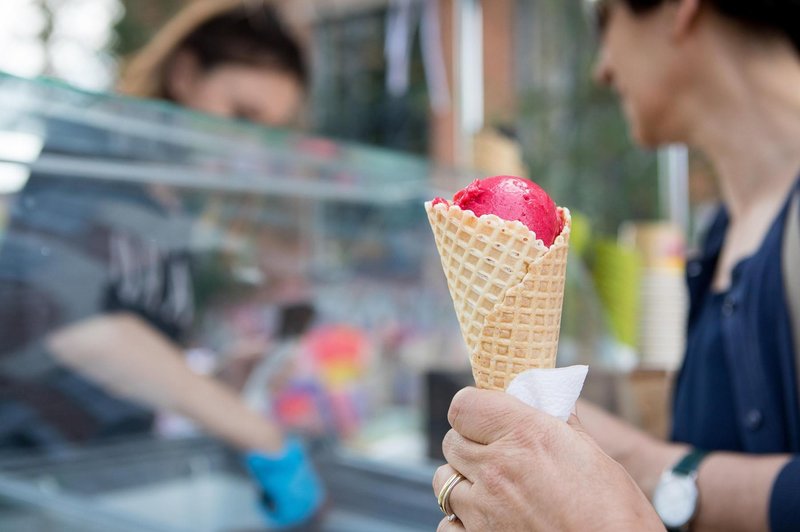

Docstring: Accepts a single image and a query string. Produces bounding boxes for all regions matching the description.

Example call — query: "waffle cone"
[425,201,571,391]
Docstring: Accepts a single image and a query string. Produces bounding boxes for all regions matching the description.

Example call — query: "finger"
[567,411,581,428]
[432,464,475,527]
[444,467,473,524]
[432,463,453,496]
[448,387,532,444]
[441,429,486,480]
[567,410,604,449]
[567,412,585,438]
[433,463,465,497]
[567,409,591,437]
[437,516,467,532]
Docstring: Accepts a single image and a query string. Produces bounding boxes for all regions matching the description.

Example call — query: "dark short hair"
[617,0,800,53]
[120,1,308,100]
[180,4,308,87]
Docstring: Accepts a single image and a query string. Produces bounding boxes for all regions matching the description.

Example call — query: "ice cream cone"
[425,201,571,391]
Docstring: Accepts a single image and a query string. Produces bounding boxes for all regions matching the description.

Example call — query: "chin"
[627,113,667,150]
[626,123,652,149]
[633,129,661,149]
[627,103,683,149]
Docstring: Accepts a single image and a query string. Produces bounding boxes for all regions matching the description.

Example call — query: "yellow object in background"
[592,240,642,349]
[568,212,592,259]
[591,222,688,369]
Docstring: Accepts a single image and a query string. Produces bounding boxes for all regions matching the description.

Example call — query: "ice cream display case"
[0,71,624,530]
[0,72,468,530]
[0,436,442,531]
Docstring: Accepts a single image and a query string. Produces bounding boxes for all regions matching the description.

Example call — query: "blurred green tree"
[514,0,658,237]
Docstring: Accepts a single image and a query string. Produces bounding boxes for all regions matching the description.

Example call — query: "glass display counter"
[0,72,477,530]
[0,436,441,531]
[0,73,614,530]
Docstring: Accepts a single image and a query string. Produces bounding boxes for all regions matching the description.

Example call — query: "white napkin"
[506,366,589,422]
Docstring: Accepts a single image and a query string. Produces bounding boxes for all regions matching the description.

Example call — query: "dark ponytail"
[623,0,800,54]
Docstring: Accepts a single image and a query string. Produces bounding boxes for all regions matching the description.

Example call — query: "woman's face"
[593,0,691,147]
[169,55,305,127]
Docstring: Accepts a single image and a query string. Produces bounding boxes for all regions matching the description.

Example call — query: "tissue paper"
[505,366,589,422]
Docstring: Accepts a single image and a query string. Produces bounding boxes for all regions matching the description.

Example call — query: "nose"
[592,46,614,88]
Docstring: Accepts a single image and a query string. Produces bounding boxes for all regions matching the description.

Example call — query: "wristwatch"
[652,449,709,531]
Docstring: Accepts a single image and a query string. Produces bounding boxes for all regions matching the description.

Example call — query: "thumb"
[567,405,588,435]
[567,406,603,448]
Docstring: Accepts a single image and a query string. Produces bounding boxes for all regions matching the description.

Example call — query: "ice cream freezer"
[0,71,461,532]
[0,72,627,531]
[0,436,444,532]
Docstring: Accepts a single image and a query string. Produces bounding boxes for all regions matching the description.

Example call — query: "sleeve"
[769,456,800,532]
[0,174,195,368]
[0,176,115,371]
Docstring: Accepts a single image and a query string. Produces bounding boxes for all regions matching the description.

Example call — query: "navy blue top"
[672,181,800,531]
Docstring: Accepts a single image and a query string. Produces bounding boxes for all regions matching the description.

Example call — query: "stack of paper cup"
[620,222,688,370]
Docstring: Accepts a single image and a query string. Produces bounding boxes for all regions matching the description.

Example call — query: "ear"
[672,0,701,39]
[165,50,202,102]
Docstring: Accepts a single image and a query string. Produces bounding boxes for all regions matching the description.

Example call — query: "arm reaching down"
[47,312,326,527]
[46,312,284,454]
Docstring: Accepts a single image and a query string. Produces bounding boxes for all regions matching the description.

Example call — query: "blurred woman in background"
[0,1,322,527]
[120,0,308,126]
[122,0,316,387]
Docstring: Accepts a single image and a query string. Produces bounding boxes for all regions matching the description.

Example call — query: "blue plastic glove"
[244,438,325,529]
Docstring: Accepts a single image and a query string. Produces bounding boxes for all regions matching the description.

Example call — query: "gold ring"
[437,472,465,518]
[437,472,461,513]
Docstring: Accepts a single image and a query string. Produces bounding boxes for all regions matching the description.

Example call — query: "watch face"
[653,474,698,528]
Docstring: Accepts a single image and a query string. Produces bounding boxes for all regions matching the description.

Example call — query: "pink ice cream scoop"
[433,175,563,247]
